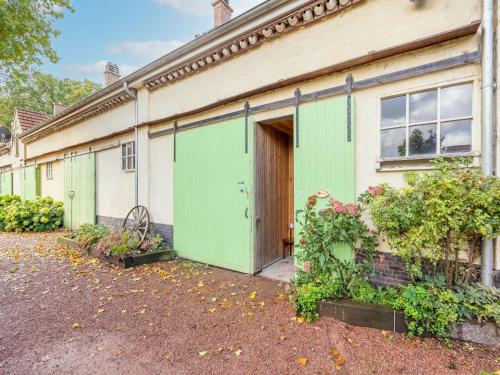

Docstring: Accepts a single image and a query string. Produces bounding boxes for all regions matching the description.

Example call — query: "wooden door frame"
[253,115,294,274]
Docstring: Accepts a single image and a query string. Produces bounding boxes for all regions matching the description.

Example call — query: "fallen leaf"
[198,351,208,356]
[249,291,256,300]
[297,357,308,366]
[234,349,242,357]
[72,322,80,329]
[40,356,49,362]
[97,309,105,314]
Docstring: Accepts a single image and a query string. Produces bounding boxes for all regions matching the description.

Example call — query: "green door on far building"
[64,153,96,230]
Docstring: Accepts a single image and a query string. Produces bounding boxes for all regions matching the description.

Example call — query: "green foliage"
[139,231,170,252]
[70,224,110,247]
[0,72,101,128]
[453,282,500,326]
[392,283,460,338]
[363,158,500,286]
[93,230,140,258]
[0,194,21,230]
[292,276,343,322]
[0,0,73,81]
[0,196,63,232]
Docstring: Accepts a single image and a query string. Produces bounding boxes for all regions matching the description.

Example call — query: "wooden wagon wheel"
[123,205,150,246]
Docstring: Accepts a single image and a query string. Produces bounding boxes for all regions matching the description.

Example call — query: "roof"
[19,0,291,140]
[15,108,52,133]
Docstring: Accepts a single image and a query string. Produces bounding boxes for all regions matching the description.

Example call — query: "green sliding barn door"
[174,118,254,273]
[0,172,13,195]
[64,153,96,230]
[294,96,355,258]
[20,166,41,200]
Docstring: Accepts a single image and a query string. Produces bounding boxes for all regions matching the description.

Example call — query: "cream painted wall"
[96,141,135,220]
[147,134,174,225]
[146,0,480,122]
[28,102,134,159]
[12,169,20,196]
[40,161,64,202]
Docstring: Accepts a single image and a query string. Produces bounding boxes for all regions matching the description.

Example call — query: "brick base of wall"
[367,251,500,289]
[96,216,174,249]
[368,252,411,288]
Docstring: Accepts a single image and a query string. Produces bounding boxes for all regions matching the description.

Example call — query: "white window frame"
[46,162,53,180]
[121,141,136,172]
[379,82,473,160]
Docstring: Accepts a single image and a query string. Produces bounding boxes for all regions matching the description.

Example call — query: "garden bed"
[319,299,499,346]
[57,236,176,268]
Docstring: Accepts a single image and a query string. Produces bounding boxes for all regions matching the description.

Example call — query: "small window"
[46,163,53,180]
[380,83,473,158]
[121,141,135,172]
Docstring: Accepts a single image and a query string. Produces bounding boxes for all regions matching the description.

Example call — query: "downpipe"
[123,81,139,207]
[481,0,495,287]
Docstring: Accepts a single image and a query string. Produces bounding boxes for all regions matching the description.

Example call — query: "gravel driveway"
[0,233,498,375]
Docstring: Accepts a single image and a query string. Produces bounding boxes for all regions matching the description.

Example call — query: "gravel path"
[0,233,498,375]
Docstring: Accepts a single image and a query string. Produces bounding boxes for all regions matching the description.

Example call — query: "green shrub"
[0,195,21,230]
[71,223,110,247]
[363,157,500,286]
[292,276,343,322]
[2,196,63,232]
[391,283,460,338]
[453,282,499,326]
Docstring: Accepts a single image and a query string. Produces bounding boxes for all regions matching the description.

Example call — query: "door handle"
[256,217,261,223]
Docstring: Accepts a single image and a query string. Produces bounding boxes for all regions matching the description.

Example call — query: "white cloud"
[108,40,184,61]
[153,0,261,17]
[64,60,138,83]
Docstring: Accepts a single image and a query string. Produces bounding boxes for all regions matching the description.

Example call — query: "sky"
[43,0,262,85]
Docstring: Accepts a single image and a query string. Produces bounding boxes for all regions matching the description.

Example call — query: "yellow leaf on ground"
[208,308,216,313]
[234,349,242,357]
[198,351,208,356]
[249,291,256,300]
[72,322,80,329]
[297,357,308,366]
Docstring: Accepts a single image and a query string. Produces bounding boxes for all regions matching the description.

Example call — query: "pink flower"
[346,204,358,217]
[368,185,384,196]
[329,198,346,213]
[303,263,311,272]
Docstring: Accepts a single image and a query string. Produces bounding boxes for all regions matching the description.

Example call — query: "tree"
[0,72,101,127]
[0,0,73,81]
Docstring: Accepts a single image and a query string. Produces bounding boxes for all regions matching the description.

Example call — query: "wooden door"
[255,122,293,272]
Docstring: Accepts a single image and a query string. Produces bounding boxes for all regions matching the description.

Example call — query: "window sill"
[376,151,480,172]
[123,169,136,173]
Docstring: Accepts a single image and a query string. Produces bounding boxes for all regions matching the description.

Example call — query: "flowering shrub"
[0,196,63,232]
[362,158,500,286]
[70,223,110,247]
[291,194,377,321]
[90,227,169,258]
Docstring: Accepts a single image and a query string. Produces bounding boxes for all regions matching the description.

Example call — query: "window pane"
[130,156,135,170]
[131,141,135,155]
[122,158,126,171]
[441,83,472,119]
[409,90,437,123]
[409,124,437,155]
[122,145,127,157]
[381,96,406,127]
[381,127,406,157]
[440,120,471,154]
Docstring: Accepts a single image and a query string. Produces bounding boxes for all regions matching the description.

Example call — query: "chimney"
[104,62,120,86]
[53,103,67,116]
[212,0,233,27]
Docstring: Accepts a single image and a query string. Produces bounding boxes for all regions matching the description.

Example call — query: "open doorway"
[254,116,294,280]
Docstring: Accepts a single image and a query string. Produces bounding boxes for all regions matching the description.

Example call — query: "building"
[0,0,498,284]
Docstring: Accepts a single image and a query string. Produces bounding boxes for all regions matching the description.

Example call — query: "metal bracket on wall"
[173,121,178,162]
[294,88,302,148]
[346,73,353,142]
[244,101,250,154]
